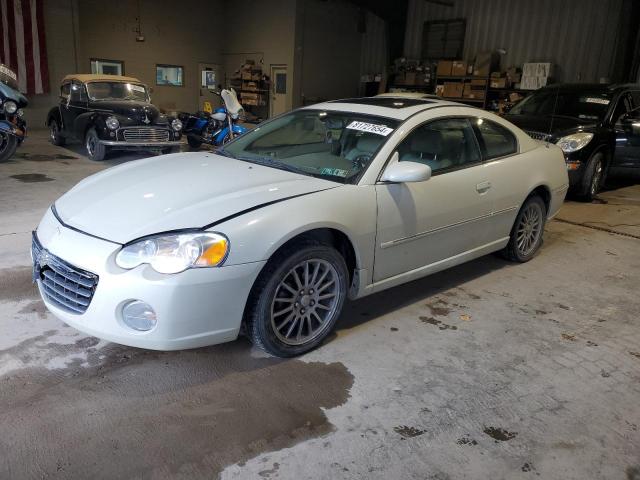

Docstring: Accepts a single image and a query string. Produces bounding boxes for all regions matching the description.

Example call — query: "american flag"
[0,0,49,94]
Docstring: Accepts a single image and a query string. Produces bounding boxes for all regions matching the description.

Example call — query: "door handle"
[476,181,491,194]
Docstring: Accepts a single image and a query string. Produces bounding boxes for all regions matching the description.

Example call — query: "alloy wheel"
[516,203,543,257]
[270,259,341,346]
[86,135,96,157]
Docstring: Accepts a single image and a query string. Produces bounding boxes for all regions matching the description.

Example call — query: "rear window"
[474,119,517,159]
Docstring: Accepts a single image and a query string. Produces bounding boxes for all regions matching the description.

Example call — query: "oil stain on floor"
[0,340,354,479]
[9,173,55,183]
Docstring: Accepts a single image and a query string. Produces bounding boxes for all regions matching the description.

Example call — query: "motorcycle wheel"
[0,132,18,163]
[187,135,202,150]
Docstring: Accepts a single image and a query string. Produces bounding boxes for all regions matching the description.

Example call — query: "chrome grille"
[525,130,552,142]
[122,127,170,143]
[32,233,98,314]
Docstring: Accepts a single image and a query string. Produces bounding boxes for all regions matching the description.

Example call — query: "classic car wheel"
[579,152,604,202]
[0,132,18,163]
[85,128,106,161]
[502,194,546,263]
[49,120,65,146]
[245,240,348,357]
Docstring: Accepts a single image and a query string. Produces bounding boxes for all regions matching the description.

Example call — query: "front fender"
[0,119,25,138]
[208,184,378,290]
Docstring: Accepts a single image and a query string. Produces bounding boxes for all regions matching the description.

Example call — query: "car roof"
[303,96,469,120]
[538,83,640,93]
[62,74,143,84]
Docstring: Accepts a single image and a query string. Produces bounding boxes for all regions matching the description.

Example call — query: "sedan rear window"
[221,110,399,183]
[474,119,517,159]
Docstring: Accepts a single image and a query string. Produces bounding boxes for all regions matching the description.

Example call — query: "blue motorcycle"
[0,64,28,163]
[180,88,247,150]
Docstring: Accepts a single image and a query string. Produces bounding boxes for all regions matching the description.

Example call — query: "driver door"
[374,117,493,283]
[613,91,640,169]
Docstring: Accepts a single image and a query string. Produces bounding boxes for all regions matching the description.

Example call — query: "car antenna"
[548,86,560,138]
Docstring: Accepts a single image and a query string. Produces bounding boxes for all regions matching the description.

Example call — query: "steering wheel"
[352,154,371,170]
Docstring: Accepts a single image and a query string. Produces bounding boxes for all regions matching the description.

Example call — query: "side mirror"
[380,152,432,183]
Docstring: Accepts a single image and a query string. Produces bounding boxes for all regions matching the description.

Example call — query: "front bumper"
[33,208,265,350]
[98,140,181,147]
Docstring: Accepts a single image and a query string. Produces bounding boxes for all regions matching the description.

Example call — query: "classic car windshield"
[510,89,612,121]
[86,82,150,102]
[220,110,399,183]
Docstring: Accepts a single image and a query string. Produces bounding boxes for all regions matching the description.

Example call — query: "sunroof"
[330,97,436,109]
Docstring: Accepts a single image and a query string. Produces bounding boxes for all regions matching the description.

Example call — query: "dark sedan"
[505,83,640,200]
[46,74,182,161]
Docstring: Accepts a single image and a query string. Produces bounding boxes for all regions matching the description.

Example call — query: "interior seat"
[400,129,453,170]
[345,134,380,161]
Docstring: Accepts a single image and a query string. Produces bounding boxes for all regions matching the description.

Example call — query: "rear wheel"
[0,132,17,163]
[49,119,65,146]
[245,241,348,357]
[85,128,106,161]
[502,194,546,262]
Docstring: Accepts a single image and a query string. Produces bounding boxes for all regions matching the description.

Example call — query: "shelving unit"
[229,65,270,121]
[435,74,489,109]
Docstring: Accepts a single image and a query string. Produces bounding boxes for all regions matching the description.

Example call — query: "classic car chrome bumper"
[98,140,181,147]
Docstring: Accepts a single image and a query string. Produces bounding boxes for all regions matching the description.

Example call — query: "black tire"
[187,135,202,150]
[578,152,605,202]
[162,146,180,154]
[0,132,17,163]
[85,128,106,161]
[49,119,65,146]
[502,194,547,263]
[245,240,348,357]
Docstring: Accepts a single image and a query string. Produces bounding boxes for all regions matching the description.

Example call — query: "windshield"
[86,82,149,102]
[509,89,612,121]
[221,109,399,184]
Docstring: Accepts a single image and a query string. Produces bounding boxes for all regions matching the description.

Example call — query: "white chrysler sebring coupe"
[33,96,568,357]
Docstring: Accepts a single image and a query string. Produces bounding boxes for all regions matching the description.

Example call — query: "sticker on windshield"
[128,84,146,93]
[583,97,609,105]
[346,121,393,136]
[320,167,349,177]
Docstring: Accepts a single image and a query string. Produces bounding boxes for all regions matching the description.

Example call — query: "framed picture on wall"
[156,65,184,86]
[90,59,124,76]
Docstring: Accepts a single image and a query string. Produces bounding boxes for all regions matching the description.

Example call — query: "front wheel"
[245,241,348,357]
[579,152,605,202]
[49,119,65,146]
[0,132,18,163]
[85,128,106,161]
[502,194,546,262]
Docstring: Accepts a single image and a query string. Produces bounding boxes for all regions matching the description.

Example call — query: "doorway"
[270,65,288,117]
[198,63,223,112]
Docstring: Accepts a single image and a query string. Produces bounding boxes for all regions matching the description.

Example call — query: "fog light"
[122,300,157,331]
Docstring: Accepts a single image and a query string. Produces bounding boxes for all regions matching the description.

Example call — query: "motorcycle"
[179,88,248,150]
[0,64,28,163]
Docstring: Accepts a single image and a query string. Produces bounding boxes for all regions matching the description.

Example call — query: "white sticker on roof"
[346,121,393,136]
[583,97,609,105]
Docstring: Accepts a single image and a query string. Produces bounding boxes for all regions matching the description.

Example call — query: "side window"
[474,119,517,159]
[60,82,71,99]
[70,82,87,102]
[397,118,481,173]
[612,93,632,124]
[629,92,640,120]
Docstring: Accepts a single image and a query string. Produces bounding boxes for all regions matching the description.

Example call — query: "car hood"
[54,153,337,244]
[91,100,164,124]
[504,114,598,139]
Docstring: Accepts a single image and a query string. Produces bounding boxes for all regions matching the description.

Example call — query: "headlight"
[171,118,183,131]
[556,132,593,153]
[116,232,229,274]
[106,116,120,130]
[3,100,17,114]
[17,108,24,117]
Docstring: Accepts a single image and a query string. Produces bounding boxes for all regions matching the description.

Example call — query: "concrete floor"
[1,131,639,480]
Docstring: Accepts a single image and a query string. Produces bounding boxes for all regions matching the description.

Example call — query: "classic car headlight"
[106,116,120,130]
[171,118,183,131]
[3,100,17,114]
[116,232,229,274]
[556,133,593,153]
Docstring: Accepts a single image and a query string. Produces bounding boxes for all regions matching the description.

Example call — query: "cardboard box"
[241,72,252,80]
[490,77,509,89]
[435,84,445,97]
[243,81,258,91]
[509,92,524,102]
[443,82,463,98]
[437,60,453,77]
[490,71,505,78]
[241,92,259,100]
[451,60,467,76]
[463,79,487,99]
[473,51,500,77]
[405,72,416,85]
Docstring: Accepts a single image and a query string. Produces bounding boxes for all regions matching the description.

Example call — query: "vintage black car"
[505,83,640,200]
[0,64,28,163]
[46,74,182,161]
